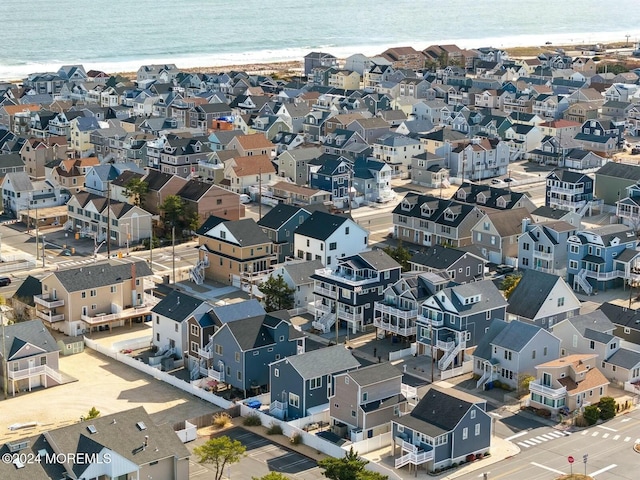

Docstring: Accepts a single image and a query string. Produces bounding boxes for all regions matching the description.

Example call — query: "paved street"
[456,409,640,480]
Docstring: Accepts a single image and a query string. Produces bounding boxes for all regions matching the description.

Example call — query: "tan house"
[380,46,425,70]
[529,353,609,414]
[328,70,361,90]
[21,136,68,180]
[0,319,62,396]
[194,215,276,285]
[470,208,531,264]
[268,181,331,206]
[0,103,41,132]
[51,156,100,194]
[227,133,277,158]
[223,154,275,194]
[35,260,155,336]
[177,179,245,222]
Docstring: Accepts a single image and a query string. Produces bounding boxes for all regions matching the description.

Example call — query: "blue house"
[392,387,491,473]
[308,154,351,209]
[257,204,312,263]
[352,158,395,204]
[545,169,595,213]
[268,344,361,420]
[567,224,640,295]
[202,311,305,395]
[417,280,508,373]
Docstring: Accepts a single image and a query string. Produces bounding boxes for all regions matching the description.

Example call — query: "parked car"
[491,179,503,185]
[503,177,515,183]
[0,277,11,287]
[239,194,251,204]
[495,264,515,274]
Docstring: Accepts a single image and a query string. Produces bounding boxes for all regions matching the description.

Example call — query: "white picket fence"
[83,337,233,409]
[346,431,392,455]
[175,420,197,443]
[287,409,330,430]
[388,343,417,361]
[439,360,474,381]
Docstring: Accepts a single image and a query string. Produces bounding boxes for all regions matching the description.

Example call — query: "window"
[589,340,595,350]
[274,368,279,377]
[557,297,565,307]
[504,350,512,361]
[523,243,530,251]
[191,341,198,352]
[570,244,579,254]
[190,324,199,336]
[81,291,86,299]
[329,242,337,250]
[214,344,223,355]
[174,323,178,332]
[470,409,476,419]
[237,371,242,381]
[543,347,548,356]
[351,410,356,418]
[279,335,285,342]
[90,289,97,297]
[156,316,159,324]
[462,427,468,440]
[110,286,116,293]
[625,327,631,334]
[475,423,481,436]
[532,350,536,359]
[235,352,241,362]
[569,260,578,269]
[362,392,368,402]
[310,376,322,389]
[345,227,350,235]
[289,392,299,407]
[253,350,259,356]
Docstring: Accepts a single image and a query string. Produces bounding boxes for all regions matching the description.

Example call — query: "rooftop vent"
[87,425,97,434]
[6,440,30,452]
[136,421,147,431]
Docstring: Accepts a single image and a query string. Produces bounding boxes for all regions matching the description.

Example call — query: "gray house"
[392,387,491,473]
[201,311,305,395]
[518,218,576,276]
[330,362,408,441]
[268,259,324,314]
[269,344,361,420]
[409,245,486,285]
[0,319,62,396]
[473,319,561,390]
[257,204,312,263]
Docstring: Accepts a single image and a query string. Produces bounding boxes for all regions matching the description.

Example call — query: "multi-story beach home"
[545,169,597,214]
[518,218,576,276]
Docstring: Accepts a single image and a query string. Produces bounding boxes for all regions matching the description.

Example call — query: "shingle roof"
[53,261,152,293]
[356,249,400,271]
[257,204,308,230]
[531,205,573,220]
[347,362,402,386]
[12,274,42,306]
[596,161,640,181]
[506,269,562,320]
[566,310,615,335]
[198,216,272,246]
[606,348,640,369]
[583,328,614,344]
[151,290,206,322]
[280,344,360,379]
[598,302,640,330]
[208,298,265,326]
[409,245,472,270]
[225,313,297,351]
[295,211,350,241]
[4,319,59,359]
[473,319,508,361]
[279,259,324,286]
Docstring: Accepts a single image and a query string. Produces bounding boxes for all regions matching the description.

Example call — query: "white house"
[1,171,70,218]
[294,211,368,267]
[151,290,211,360]
[268,259,324,313]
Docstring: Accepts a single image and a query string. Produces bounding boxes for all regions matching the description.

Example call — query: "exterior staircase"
[575,269,593,295]
[394,441,433,469]
[476,368,496,389]
[189,254,210,285]
[438,342,463,370]
[312,310,336,333]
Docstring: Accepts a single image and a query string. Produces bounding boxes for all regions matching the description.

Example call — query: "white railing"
[417,314,443,328]
[314,268,372,287]
[339,309,364,323]
[373,317,417,337]
[315,286,337,298]
[374,302,418,320]
[582,268,625,281]
[270,400,285,412]
[81,304,152,324]
[532,250,554,261]
[197,348,213,359]
[529,381,567,399]
[438,340,463,370]
[200,365,225,382]
[312,310,336,334]
[8,365,63,384]
[549,186,584,195]
[401,383,418,400]
[575,269,593,295]
[395,449,433,468]
[36,310,65,323]
[34,294,65,308]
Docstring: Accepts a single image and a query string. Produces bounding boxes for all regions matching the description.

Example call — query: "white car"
[239,194,251,204]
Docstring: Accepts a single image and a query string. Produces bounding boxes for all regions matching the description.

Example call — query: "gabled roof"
[596,161,640,181]
[606,348,640,369]
[208,298,265,326]
[598,302,640,330]
[150,290,206,322]
[483,208,530,237]
[346,362,401,386]
[473,319,508,360]
[294,211,350,241]
[410,245,480,270]
[492,320,548,352]
[12,274,42,306]
[197,215,272,246]
[278,344,360,379]
[278,259,324,286]
[506,269,563,320]
[52,261,152,293]
[257,204,308,231]
[397,386,484,437]
[3,319,59,360]
[224,312,299,351]
[565,310,615,336]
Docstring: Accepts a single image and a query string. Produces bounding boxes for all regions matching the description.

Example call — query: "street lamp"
[1,306,9,399]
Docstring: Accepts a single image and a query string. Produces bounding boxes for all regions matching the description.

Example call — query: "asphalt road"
[456,408,640,480]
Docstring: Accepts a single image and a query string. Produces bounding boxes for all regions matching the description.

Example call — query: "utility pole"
[626,34,631,47]
[258,167,262,221]
[2,309,7,399]
[106,181,111,257]
[430,322,435,383]
[125,223,130,256]
[41,235,45,268]
[149,230,154,272]
[172,225,176,284]
[35,202,39,261]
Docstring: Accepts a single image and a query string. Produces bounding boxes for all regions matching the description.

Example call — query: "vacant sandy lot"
[0,346,220,443]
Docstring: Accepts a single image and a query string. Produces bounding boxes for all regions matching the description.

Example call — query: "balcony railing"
[314,268,374,286]
[197,348,213,359]
[8,365,62,383]
[373,317,417,337]
[36,310,65,323]
[314,286,337,298]
[81,304,152,324]
[34,294,65,308]
[529,380,567,399]
[338,309,364,323]
[417,314,443,328]
[200,366,225,382]
[374,302,418,320]
[549,185,585,195]
[532,250,554,260]
[582,269,624,281]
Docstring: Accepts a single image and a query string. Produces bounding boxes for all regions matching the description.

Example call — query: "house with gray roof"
[268,259,324,314]
[417,279,508,372]
[269,344,361,420]
[0,319,62,397]
[151,290,211,361]
[391,387,491,473]
[552,310,640,387]
[0,406,190,479]
[199,311,305,395]
[409,245,486,284]
[330,362,408,442]
[257,204,312,263]
[473,319,560,390]
[506,269,580,329]
[518,218,577,276]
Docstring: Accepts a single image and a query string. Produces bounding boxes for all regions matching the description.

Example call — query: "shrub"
[266,423,283,435]
[573,415,589,428]
[290,432,303,445]
[583,405,600,425]
[466,454,476,463]
[599,397,616,420]
[475,453,483,460]
[212,412,232,429]
[243,414,262,427]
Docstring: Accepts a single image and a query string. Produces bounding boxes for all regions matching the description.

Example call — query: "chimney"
[521,217,530,234]
[144,435,149,448]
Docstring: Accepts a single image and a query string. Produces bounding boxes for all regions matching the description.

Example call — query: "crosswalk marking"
[592,431,599,437]
[518,442,530,448]
[582,430,589,435]
[602,433,610,438]
[541,434,557,440]
[524,440,538,446]
[613,435,620,440]
[624,437,631,442]
[535,436,548,442]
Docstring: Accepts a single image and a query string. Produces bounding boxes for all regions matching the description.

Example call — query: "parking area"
[189,427,324,479]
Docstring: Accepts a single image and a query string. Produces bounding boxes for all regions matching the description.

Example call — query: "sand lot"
[0,341,219,443]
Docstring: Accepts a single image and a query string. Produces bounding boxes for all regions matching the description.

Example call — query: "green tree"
[318,447,388,480]
[500,273,522,299]
[517,374,536,396]
[599,396,616,420]
[124,177,148,207]
[184,207,201,233]
[160,195,185,227]
[382,243,411,272]
[193,436,246,480]
[252,473,290,480]
[86,407,100,420]
[583,405,600,425]
[258,274,295,312]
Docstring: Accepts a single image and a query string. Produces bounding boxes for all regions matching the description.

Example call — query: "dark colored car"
[0,277,11,287]
[503,177,515,183]
[495,264,515,275]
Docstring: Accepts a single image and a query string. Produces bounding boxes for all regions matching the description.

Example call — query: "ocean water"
[1,0,639,80]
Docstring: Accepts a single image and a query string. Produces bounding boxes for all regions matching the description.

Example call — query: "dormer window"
[477,193,487,204]
[421,204,432,217]
[497,197,506,208]
[444,209,457,221]
[457,190,466,200]
[402,201,412,211]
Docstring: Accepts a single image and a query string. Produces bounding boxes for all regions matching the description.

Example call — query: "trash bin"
[75,233,80,240]
[71,247,75,254]
[118,252,123,258]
